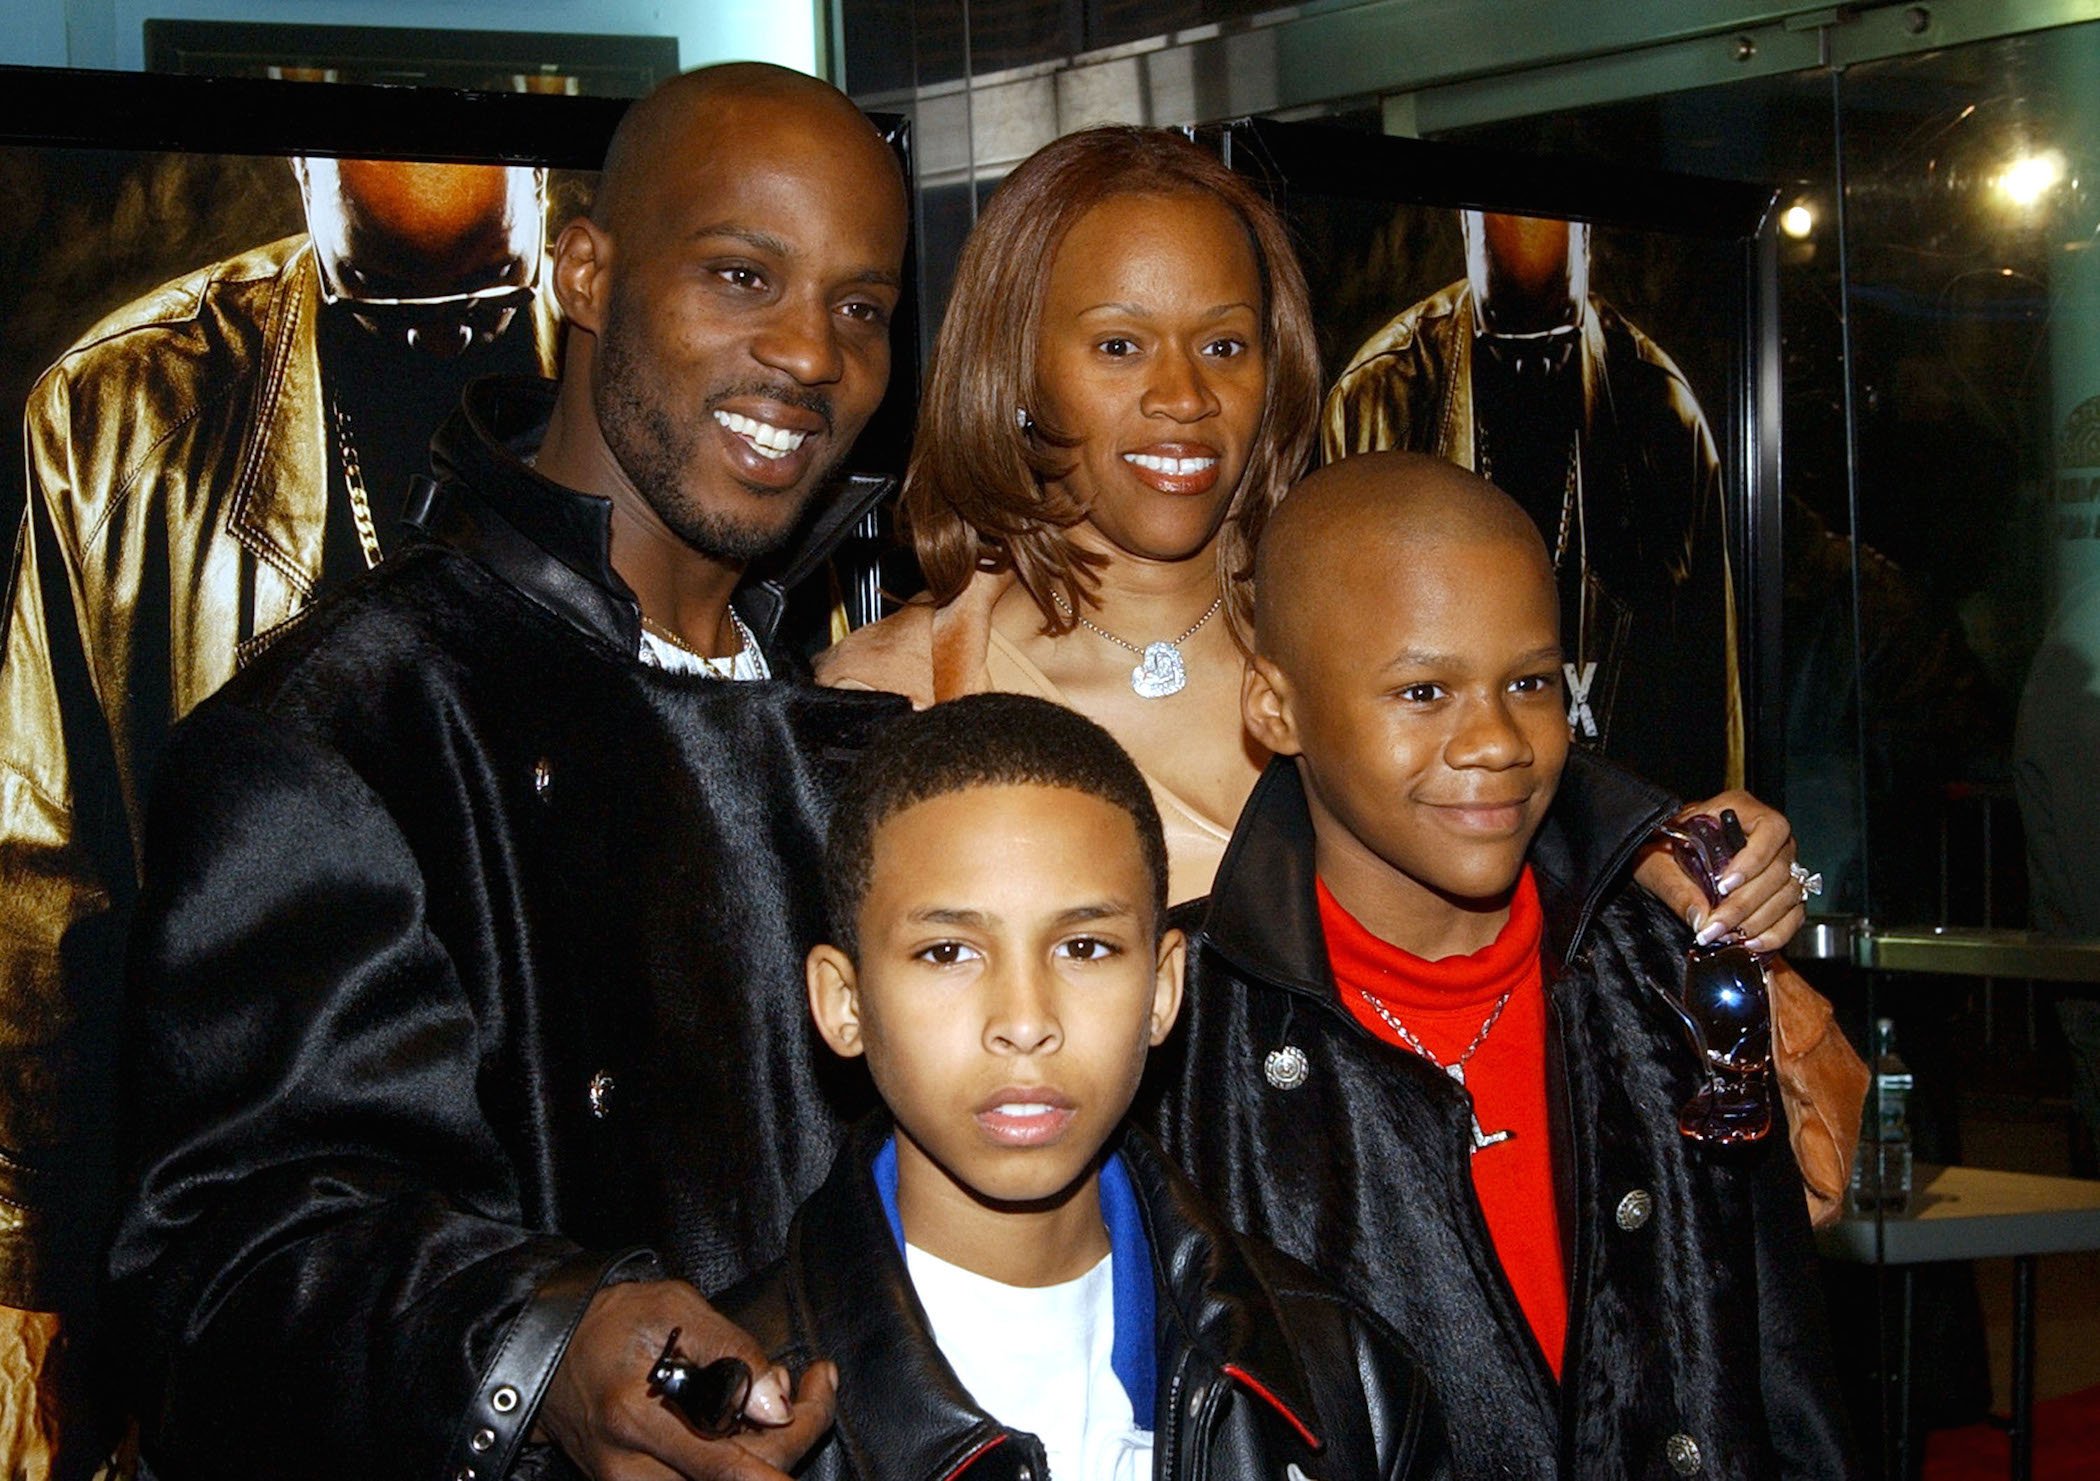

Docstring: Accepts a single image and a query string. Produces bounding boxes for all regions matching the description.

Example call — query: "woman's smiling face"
[1032,189,1268,566]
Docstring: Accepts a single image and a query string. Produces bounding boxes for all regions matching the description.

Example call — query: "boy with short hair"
[1145,451,1857,1480]
[720,692,1444,1481]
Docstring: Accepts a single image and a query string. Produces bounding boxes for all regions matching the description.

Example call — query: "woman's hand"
[1633,790,1807,954]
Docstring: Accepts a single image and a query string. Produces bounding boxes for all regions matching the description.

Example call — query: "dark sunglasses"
[1652,810,1775,1145]
[647,1327,754,1440]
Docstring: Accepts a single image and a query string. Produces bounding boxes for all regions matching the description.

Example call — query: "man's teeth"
[1122,453,1217,475]
[714,410,809,459]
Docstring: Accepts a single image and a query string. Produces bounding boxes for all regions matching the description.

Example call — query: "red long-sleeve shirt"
[1319,869,1568,1378]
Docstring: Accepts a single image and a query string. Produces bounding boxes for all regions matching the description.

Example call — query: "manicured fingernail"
[1696,919,1727,946]
[746,1372,790,1425]
[1688,907,1705,932]
[1717,872,1743,896]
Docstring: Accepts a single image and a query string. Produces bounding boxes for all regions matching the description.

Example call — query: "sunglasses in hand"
[1651,809,1775,1145]
[647,1327,754,1440]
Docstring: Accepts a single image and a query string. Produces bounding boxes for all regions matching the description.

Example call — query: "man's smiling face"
[591,91,907,564]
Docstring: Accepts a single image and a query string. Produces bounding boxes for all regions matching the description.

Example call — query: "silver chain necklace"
[1050,588,1224,699]
[640,607,761,679]
[1354,985,1518,1153]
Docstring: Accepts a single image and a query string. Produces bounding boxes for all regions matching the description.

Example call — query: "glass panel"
[1439,28,2100,1470]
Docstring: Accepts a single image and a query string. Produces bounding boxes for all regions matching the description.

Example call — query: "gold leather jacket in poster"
[0,234,558,1308]
[1322,279,1743,798]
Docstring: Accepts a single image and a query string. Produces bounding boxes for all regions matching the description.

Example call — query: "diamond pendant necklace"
[1355,985,1518,1154]
[1050,588,1224,699]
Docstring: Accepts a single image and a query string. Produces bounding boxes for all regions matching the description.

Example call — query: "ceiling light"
[1996,149,2065,208]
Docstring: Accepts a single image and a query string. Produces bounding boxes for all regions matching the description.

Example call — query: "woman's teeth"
[714,410,809,459]
[1122,453,1217,475]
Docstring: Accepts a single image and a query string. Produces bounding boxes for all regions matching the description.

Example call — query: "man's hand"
[1634,789,1805,954]
[539,1279,836,1481]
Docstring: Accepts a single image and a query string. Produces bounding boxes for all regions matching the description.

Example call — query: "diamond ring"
[1789,862,1824,901]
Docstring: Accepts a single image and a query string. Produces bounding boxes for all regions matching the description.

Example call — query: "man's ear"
[1148,927,1186,1047]
[550,216,612,336]
[806,944,866,1059]
[1242,655,1302,757]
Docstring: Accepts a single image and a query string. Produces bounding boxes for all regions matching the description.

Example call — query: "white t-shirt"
[637,627,769,680]
[904,1242,1153,1481]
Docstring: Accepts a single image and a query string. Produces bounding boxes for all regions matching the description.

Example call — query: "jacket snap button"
[491,1385,519,1413]
[456,1470,476,1481]
[1666,1433,1702,1474]
[532,757,554,802]
[1264,1045,1308,1090]
[1616,1189,1653,1231]
[587,1071,615,1119]
[469,1428,495,1453]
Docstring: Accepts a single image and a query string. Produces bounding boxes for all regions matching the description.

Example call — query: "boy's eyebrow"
[910,907,997,928]
[1379,644,1564,671]
[904,901,1141,929]
[1051,901,1140,926]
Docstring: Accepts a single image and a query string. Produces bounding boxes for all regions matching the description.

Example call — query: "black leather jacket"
[713,1121,1447,1481]
[1141,757,1860,1481]
[112,377,904,1481]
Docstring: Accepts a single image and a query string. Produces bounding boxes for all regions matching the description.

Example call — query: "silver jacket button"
[1616,1189,1654,1231]
[533,756,554,803]
[1264,1045,1309,1090]
[469,1429,496,1453]
[490,1385,520,1413]
[1666,1433,1703,1474]
[587,1070,615,1119]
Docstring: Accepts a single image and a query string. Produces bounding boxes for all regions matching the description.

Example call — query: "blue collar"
[873,1136,1157,1430]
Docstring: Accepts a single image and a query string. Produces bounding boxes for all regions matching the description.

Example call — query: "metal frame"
[1792,917,2100,981]
[853,0,2100,182]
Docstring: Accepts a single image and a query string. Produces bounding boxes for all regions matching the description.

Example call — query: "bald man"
[1141,452,1856,1479]
[0,148,557,1474]
[111,65,910,1481]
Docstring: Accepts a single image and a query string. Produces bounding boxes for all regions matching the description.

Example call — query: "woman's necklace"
[1050,588,1224,699]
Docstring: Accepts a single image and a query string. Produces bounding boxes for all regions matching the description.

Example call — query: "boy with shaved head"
[1144,452,1855,1479]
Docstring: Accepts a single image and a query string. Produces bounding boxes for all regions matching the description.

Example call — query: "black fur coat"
[111,378,904,1481]
[1141,758,1860,1480]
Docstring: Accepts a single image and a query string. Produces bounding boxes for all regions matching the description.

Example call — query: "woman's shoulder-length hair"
[901,124,1320,647]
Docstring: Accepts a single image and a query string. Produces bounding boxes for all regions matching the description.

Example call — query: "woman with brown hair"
[818,125,1813,947]
[821,126,1867,1225]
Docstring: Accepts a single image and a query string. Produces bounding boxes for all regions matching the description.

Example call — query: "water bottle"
[1850,1017,1914,1215]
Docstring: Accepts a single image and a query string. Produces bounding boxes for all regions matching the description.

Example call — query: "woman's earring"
[1015,406,1034,434]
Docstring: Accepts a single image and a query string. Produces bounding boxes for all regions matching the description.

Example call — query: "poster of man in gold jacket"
[1322,208,1742,802]
[0,151,563,1475]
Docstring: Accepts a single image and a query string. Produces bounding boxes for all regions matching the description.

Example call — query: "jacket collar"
[786,1120,1326,1481]
[226,246,565,600]
[225,240,328,597]
[411,375,893,654]
[1196,751,1678,1002]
